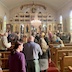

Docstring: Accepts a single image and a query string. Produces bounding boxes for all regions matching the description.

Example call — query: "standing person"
[35,33,40,43]
[23,36,42,72]
[9,40,26,72]
[44,33,49,45]
[39,32,51,72]
[68,32,71,42]
[0,32,11,51]
[22,35,27,44]
[7,31,12,42]
[48,31,53,42]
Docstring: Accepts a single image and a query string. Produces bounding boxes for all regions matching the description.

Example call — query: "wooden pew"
[68,66,72,72]
[0,51,11,72]
[60,56,72,72]
[50,43,72,47]
[0,51,10,58]
[3,69,9,72]
[50,43,72,46]
[0,51,11,71]
[64,43,72,46]
[50,46,72,67]
[0,58,8,69]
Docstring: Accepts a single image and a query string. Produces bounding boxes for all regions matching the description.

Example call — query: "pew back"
[3,69,9,72]
[0,51,10,58]
[50,46,72,67]
[68,66,72,72]
[60,56,72,72]
[0,58,8,69]
[0,51,10,72]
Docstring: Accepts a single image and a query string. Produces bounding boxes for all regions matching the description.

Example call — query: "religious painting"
[39,25,41,33]
[31,25,37,35]
[31,25,34,31]
[54,25,56,30]
[20,24,24,34]
[26,24,30,33]
[57,24,63,32]
[42,24,47,33]
[31,7,36,13]
[0,18,3,30]
[6,24,13,32]
[54,25,57,32]
[49,25,51,31]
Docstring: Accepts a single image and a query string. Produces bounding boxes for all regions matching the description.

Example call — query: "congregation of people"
[0,30,71,72]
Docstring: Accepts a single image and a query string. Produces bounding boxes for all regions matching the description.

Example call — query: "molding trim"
[20,3,46,10]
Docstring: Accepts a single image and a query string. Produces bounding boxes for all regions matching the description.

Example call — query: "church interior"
[0,0,72,72]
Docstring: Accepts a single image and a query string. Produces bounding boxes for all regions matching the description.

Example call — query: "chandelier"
[31,20,41,24]
[31,15,41,27]
[30,8,42,27]
[31,19,41,28]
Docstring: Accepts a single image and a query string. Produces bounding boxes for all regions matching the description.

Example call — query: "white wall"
[0,1,10,24]
[57,1,72,32]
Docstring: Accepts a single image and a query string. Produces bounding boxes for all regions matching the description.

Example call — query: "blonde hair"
[41,32,45,37]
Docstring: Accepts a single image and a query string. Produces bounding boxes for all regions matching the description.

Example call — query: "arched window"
[60,15,63,24]
[4,15,7,24]
[70,10,72,30]
[3,15,7,32]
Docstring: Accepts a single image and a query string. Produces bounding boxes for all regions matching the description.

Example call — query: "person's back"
[9,51,25,72]
[44,37,49,45]
[23,41,42,60]
[9,40,26,72]
[39,32,51,72]
[23,36,42,72]
[0,32,11,51]
[23,42,34,60]
[35,34,40,43]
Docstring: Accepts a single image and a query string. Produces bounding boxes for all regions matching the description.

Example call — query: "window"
[70,10,72,30]
[3,15,7,32]
[60,15,63,24]
[4,15,6,24]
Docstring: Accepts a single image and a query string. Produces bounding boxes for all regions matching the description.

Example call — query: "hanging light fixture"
[31,13,41,27]
[31,19,41,27]
[31,19,41,24]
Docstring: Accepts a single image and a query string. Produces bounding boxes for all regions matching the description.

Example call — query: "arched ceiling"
[0,0,71,10]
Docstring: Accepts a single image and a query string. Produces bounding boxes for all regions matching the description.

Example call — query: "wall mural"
[26,25,29,33]
[0,18,3,30]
